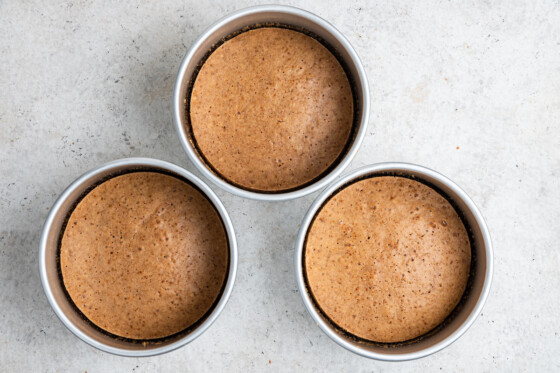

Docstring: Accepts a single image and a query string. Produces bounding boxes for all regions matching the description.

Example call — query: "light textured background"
[1,0,559,371]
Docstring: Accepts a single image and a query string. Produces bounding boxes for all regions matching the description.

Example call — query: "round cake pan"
[294,162,493,361]
[172,5,370,201]
[39,158,238,357]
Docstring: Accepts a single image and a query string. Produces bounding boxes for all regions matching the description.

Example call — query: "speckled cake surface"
[60,172,229,340]
[305,176,471,343]
[190,27,354,191]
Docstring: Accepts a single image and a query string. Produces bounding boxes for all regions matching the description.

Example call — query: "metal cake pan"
[294,162,493,361]
[173,5,370,201]
[39,158,238,357]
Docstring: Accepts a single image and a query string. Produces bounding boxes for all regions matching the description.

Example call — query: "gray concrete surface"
[1,0,559,371]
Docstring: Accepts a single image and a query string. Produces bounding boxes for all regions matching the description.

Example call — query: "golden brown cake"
[304,176,471,343]
[189,27,354,192]
[60,172,228,340]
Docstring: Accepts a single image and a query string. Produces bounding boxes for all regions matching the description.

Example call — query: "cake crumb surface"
[305,176,471,343]
[60,172,229,340]
[190,27,354,191]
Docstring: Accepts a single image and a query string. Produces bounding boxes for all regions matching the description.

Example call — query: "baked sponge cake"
[189,27,354,192]
[60,172,228,340]
[304,176,471,343]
